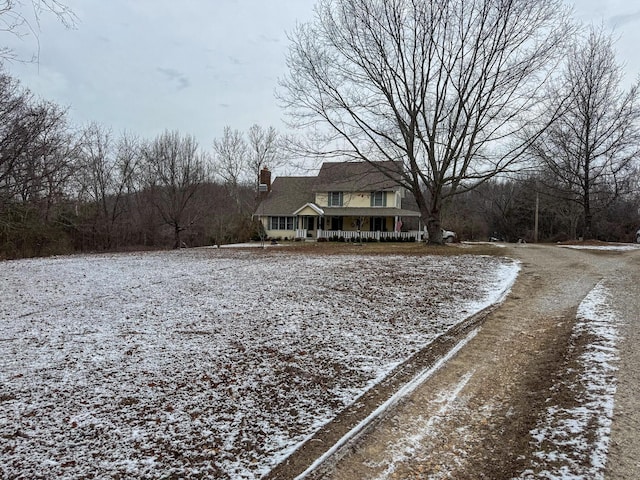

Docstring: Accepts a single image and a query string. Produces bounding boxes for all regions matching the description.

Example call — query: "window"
[328,191,343,206]
[370,191,387,207]
[330,216,343,230]
[269,216,294,230]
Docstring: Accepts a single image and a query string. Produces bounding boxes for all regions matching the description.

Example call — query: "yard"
[0,246,518,479]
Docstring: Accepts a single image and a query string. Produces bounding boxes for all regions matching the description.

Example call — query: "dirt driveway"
[269,243,640,479]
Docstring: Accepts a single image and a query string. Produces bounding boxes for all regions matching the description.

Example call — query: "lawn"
[0,246,518,479]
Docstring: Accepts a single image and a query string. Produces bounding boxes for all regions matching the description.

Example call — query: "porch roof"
[293,202,325,216]
[322,207,421,217]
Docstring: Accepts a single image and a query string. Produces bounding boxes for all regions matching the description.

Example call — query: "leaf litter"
[0,248,518,479]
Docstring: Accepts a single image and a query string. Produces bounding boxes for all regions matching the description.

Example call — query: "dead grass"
[557,239,616,246]
[275,241,505,257]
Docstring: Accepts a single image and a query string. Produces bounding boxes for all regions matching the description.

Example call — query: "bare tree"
[279,0,572,243]
[142,130,208,249]
[247,124,279,184]
[0,0,76,61]
[0,68,31,200]
[19,100,78,220]
[529,27,640,239]
[115,131,141,199]
[76,124,140,248]
[77,123,111,209]
[0,69,75,217]
[212,126,248,211]
[247,124,283,210]
[0,72,78,256]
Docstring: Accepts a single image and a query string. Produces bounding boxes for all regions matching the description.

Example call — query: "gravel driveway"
[272,243,640,479]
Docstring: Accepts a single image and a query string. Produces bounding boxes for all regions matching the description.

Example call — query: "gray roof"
[255,161,420,217]
[313,161,403,192]
[322,207,420,217]
[257,176,315,215]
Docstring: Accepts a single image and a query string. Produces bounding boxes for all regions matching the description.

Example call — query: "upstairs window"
[371,191,387,207]
[328,191,343,207]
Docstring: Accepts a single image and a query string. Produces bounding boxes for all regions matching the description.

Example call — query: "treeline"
[446,174,640,243]
[0,67,266,259]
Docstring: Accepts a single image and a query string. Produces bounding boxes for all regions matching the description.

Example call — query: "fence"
[316,229,421,241]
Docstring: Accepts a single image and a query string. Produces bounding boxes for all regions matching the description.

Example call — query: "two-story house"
[254,161,424,241]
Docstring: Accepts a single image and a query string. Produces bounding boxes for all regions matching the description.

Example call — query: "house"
[254,161,424,241]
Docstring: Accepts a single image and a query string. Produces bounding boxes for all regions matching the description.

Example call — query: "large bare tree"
[279,0,572,242]
[142,130,208,249]
[530,27,640,239]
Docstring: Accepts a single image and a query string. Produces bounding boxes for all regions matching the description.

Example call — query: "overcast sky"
[3,0,640,151]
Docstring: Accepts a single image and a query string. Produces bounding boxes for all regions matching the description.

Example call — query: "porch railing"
[316,229,422,241]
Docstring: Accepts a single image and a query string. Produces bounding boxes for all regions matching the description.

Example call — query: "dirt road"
[271,243,640,479]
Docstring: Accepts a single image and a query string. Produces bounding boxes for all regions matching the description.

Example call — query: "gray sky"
[3,0,640,150]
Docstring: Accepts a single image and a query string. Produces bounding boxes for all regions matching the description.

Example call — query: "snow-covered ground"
[0,248,518,479]
[559,244,640,251]
[519,281,620,479]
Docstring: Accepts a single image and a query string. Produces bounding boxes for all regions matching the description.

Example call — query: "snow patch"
[559,244,640,251]
[517,281,620,479]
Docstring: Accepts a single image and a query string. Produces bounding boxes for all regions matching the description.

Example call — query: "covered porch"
[293,205,424,242]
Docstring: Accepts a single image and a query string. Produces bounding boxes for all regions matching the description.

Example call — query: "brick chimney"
[259,167,271,193]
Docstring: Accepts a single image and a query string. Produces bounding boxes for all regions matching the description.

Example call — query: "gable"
[294,203,324,216]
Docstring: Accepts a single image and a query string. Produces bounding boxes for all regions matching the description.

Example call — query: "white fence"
[316,229,422,241]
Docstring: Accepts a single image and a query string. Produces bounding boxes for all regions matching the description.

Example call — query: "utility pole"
[534,188,539,243]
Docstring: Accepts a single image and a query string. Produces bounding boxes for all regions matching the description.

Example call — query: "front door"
[304,217,315,231]
[371,217,385,232]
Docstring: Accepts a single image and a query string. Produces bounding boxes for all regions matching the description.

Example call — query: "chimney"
[259,167,272,193]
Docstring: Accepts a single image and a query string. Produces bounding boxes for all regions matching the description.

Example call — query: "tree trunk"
[583,211,593,240]
[425,193,444,244]
[173,223,182,249]
[583,155,592,239]
[426,214,443,244]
